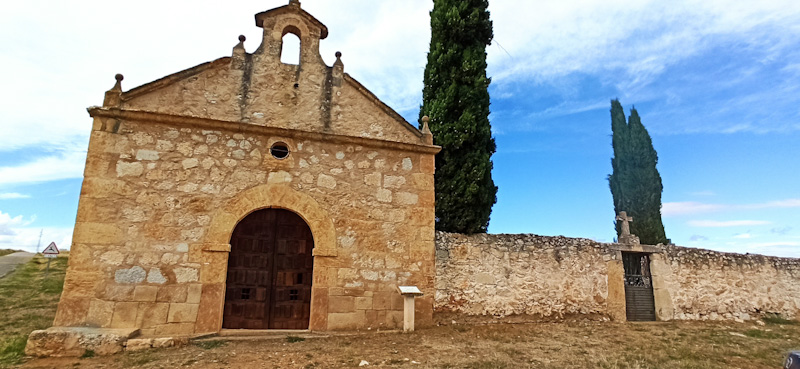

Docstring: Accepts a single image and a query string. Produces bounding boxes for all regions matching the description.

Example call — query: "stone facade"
[50,1,438,337]
[436,232,800,322]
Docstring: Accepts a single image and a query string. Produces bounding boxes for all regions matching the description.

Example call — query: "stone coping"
[88,107,442,155]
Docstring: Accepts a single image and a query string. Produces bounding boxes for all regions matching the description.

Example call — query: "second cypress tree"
[420,0,497,234]
[608,99,669,245]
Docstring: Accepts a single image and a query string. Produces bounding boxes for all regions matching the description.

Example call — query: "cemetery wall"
[435,231,800,321]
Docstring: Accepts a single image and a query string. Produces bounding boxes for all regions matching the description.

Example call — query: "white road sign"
[42,242,59,258]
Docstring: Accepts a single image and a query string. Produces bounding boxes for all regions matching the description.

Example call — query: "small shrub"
[762,313,798,325]
[80,349,96,359]
[286,336,306,343]
[464,359,508,369]
[0,335,27,365]
[193,340,227,350]
[743,329,782,339]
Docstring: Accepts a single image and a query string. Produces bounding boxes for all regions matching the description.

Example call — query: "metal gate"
[622,252,656,321]
[222,209,314,329]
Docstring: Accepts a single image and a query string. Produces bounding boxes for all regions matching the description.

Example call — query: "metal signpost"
[42,242,59,277]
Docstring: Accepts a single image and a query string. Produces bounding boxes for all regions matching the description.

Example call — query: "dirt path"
[0,252,34,279]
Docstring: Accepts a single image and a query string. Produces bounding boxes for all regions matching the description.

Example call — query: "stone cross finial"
[616,211,633,237]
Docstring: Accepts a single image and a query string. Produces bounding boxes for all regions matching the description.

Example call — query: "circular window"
[270,142,290,159]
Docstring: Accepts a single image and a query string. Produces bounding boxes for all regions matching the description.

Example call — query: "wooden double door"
[223,209,314,329]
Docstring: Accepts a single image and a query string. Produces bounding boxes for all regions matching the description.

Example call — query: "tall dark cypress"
[608,99,669,244]
[420,0,497,234]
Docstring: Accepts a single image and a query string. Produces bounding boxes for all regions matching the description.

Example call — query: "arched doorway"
[222,208,314,329]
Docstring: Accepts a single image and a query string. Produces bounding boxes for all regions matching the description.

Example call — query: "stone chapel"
[51,0,439,336]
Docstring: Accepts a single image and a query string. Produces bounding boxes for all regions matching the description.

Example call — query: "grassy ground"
[0,254,67,367]
[0,250,24,258]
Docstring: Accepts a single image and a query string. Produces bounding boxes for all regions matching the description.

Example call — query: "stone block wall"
[435,231,800,321]
[51,2,440,336]
[56,119,436,335]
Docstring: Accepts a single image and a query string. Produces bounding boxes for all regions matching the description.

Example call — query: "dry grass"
[0,250,23,258]
[8,252,797,368]
[0,255,67,367]
[23,317,800,368]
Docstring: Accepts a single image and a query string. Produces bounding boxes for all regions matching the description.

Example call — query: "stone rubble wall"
[661,246,800,320]
[435,231,800,321]
[434,232,614,318]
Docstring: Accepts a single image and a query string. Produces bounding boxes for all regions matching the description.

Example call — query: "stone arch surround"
[195,184,337,333]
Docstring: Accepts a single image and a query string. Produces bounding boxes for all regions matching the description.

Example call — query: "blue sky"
[1,0,798,257]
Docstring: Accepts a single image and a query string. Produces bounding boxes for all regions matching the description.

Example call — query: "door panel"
[223,209,313,329]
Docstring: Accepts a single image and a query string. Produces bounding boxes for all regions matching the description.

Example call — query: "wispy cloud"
[747,241,800,248]
[733,233,752,239]
[0,151,85,186]
[663,202,727,216]
[663,198,800,216]
[688,220,770,228]
[771,226,793,235]
[689,234,708,241]
[0,193,30,200]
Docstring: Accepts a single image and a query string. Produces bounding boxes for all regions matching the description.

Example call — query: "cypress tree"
[608,99,668,245]
[420,0,497,234]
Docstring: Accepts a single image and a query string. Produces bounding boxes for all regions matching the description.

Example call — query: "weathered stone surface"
[25,327,139,357]
[436,231,800,322]
[125,338,152,351]
[115,266,146,284]
[173,267,199,283]
[146,268,167,284]
[53,1,439,337]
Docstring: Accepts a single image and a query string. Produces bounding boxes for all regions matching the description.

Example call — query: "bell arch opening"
[222,208,314,329]
[280,26,302,65]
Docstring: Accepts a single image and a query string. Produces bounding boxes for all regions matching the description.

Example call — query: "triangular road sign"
[42,242,59,255]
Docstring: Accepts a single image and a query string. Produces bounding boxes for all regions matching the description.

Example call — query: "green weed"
[193,340,227,350]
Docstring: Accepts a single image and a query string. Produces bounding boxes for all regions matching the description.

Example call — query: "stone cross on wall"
[616,211,633,236]
[616,211,640,245]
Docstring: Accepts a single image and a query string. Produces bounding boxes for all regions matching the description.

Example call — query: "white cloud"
[0,151,86,186]
[2,0,798,152]
[0,193,30,200]
[0,210,70,252]
[0,225,73,253]
[488,0,800,84]
[690,191,716,197]
[688,220,770,228]
[733,233,752,239]
[663,198,800,216]
[662,202,726,216]
[747,242,800,248]
[0,211,34,236]
[751,199,800,209]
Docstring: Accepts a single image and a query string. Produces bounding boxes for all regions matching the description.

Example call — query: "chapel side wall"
[55,117,436,335]
[661,246,800,320]
[434,232,615,318]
